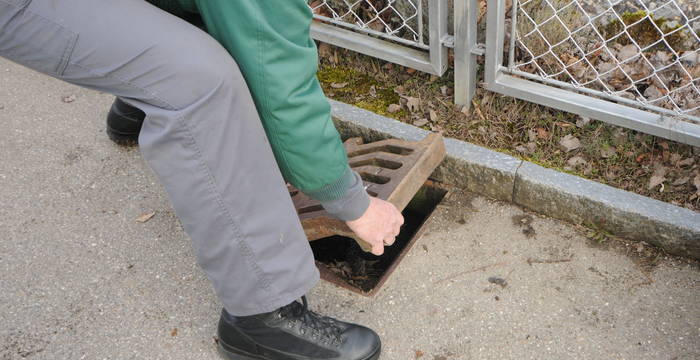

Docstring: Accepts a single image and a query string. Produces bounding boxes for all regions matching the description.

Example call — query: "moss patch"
[603,10,689,51]
[317,66,406,119]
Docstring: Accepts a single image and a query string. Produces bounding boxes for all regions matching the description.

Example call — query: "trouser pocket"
[0,0,77,77]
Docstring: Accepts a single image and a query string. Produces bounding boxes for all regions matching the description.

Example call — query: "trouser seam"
[65,61,179,110]
[171,111,278,309]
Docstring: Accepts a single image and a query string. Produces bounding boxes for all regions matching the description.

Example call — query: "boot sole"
[217,341,264,360]
[217,340,381,360]
[106,125,139,146]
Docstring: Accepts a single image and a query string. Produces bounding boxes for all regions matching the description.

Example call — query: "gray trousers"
[0,0,319,316]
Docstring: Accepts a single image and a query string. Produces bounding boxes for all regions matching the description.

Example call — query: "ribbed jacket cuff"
[305,167,370,221]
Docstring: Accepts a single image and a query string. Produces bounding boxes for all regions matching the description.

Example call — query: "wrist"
[318,170,370,221]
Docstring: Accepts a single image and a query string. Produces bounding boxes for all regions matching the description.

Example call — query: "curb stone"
[330,100,700,259]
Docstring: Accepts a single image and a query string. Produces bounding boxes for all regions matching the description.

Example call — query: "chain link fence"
[307,0,448,75]
[305,0,700,145]
[309,0,428,48]
[513,0,700,122]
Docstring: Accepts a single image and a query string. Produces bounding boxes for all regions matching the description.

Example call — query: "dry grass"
[316,43,700,211]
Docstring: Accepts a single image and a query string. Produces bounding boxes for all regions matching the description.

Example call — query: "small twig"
[471,100,487,122]
[434,97,451,108]
[435,261,508,284]
[629,271,655,290]
[526,257,573,266]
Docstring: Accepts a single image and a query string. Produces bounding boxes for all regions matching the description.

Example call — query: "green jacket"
[147,0,369,220]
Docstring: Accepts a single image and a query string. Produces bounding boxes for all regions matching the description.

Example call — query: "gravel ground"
[2,56,700,360]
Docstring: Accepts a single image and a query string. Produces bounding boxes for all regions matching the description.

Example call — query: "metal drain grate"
[289,133,446,251]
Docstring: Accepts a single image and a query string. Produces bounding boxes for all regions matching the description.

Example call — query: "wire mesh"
[512,0,700,121]
[308,0,428,48]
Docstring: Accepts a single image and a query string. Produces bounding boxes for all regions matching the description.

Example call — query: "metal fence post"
[485,0,505,85]
[454,0,479,108]
[429,0,449,75]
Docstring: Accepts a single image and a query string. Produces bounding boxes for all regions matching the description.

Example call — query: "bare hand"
[345,197,404,255]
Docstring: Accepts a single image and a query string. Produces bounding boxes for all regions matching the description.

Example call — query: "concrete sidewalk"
[1,58,698,360]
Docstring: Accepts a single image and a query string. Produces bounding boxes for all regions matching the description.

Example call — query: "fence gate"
[308,0,449,76]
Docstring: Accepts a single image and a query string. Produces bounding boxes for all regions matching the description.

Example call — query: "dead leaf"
[678,158,695,167]
[635,153,648,163]
[644,85,664,100]
[566,156,588,168]
[694,173,700,195]
[604,170,619,181]
[670,153,682,165]
[135,211,156,223]
[62,95,76,103]
[536,127,549,139]
[440,85,448,96]
[309,1,323,12]
[387,104,401,113]
[617,44,639,61]
[527,129,537,142]
[406,67,417,75]
[330,82,348,89]
[647,166,667,190]
[368,21,384,32]
[429,110,438,122]
[429,123,443,133]
[413,118,429,127]
[556,122,575,128]
[672,176,689,186]
[405,96,420,112]
[317,42,332,59]
[576,116,591,128]
[414,349,424,359]
[472,104,486,121]
[526,142,537,153]
[600,146,616,158]
[369,85,377,97]
[662,150,670,162]
[171,328,178,337]
[559,135,581,152]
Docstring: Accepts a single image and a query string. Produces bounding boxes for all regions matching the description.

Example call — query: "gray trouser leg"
[0,0,318,316]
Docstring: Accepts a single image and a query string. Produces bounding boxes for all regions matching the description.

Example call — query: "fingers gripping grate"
[289,133,446,251]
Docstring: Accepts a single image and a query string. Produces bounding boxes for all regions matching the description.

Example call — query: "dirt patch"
[2,330,48,359]
[63,145,90,166]
[511,214,537,238]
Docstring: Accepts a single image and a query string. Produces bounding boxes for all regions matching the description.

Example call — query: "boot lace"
[279,296,342,347]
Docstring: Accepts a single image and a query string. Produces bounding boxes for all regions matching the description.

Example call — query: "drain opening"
[311,182,447,296]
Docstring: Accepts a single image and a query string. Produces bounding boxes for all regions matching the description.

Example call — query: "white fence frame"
[310,0,700,146]
[309,0,449,75]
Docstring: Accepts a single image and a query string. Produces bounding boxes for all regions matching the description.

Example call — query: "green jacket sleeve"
[195,1,350,191]
[148,0,370,220]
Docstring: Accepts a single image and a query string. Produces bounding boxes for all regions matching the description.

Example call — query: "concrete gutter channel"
[330,100,700,260]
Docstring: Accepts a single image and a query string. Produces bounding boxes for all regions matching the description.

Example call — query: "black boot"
[106,97,144,145]
[217,296,381,360]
